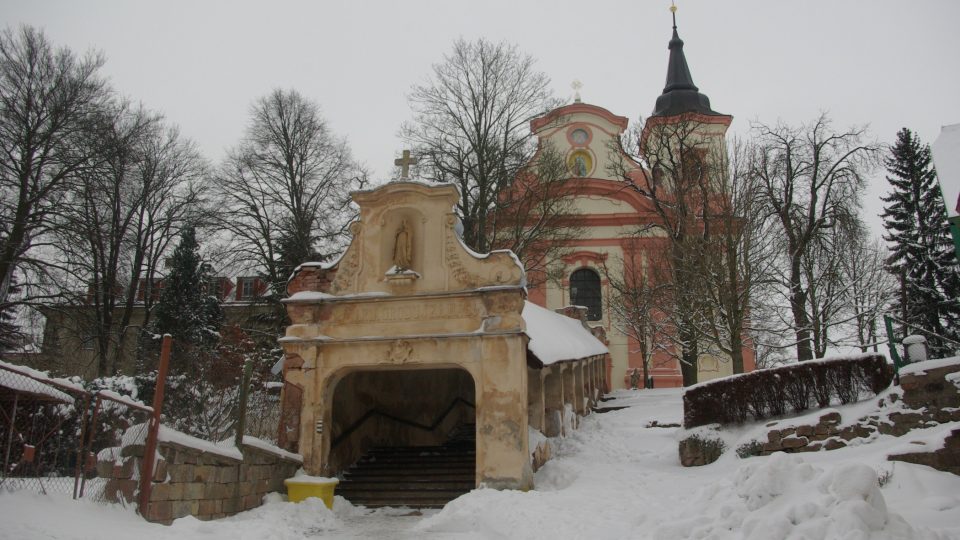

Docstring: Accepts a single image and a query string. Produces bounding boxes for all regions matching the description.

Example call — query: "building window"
[570,127,590,145]
[239,278,256,300]
[570,268,602,321]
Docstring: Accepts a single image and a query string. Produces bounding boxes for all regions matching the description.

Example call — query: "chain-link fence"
[0,363,152,503]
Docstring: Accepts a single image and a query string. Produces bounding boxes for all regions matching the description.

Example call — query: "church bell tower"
[641,4,732,160]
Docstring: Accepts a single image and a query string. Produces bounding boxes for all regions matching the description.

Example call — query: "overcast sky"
[6,0,960,235]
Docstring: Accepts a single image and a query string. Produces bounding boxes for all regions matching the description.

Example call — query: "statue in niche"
[574,155,588,177]
[393,219,413,270]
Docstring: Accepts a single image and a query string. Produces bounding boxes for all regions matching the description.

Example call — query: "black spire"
[651,7,721,118]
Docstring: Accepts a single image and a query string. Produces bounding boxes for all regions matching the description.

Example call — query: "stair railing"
[330,397,476,451]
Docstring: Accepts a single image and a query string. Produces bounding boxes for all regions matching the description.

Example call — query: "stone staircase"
[337,424,476,508]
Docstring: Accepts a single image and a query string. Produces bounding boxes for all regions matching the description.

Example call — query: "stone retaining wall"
[99,438,300,524]
[679,360,960,468]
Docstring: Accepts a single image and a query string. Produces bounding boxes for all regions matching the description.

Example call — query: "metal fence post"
[138,334,171,515]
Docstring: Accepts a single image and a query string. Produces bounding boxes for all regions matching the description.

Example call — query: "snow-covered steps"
[337,425,476,508]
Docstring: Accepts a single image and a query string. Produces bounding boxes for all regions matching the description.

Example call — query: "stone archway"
[279,181,534,491]
[326,365,476,474]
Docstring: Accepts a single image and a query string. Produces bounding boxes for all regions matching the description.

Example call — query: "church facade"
[524,15,755,389]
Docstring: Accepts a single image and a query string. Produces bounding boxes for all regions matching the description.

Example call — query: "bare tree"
[0,26,110,309]
[402,38,570,270]
[695,138,778,373]
[802,224,854,358]
[49,102,207,376]
[216,89,366,312]
[752,114,878,360]
[602,241,672,388]
[486,143,583,286]
[839,234,895,353]
[611,118,718,386]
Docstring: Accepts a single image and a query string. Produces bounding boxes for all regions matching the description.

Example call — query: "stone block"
[241,494,260,511]
[222,497,240,515]
[183,482,205,500]
[239,482,253,496]
[767,430,781,444]
[193,465,216,483]
[116,479,137,503]
[899,376,921,392]
[169,464,195,483]
[198,499,222,515]
[145,501,172,523]
[207,482,233,499]
[819,412,841,425]
[153,459,168,482]
[781,436,808,449]
[121,444,145,458]
[175,447,199,465]
[762,442,781,453]
[217,467,239,484]
[115,457,138,479]
[150,482,173,501]
[796,425,815,437]
[824,439,846,451]
[172,500,199,519]
[96,461,114,478]
[802,442,822,452]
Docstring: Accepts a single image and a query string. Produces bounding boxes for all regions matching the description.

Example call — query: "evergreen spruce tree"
[150,225,224,371]
[881,128,960,356]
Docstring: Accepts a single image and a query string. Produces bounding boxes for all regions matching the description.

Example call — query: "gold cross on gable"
[394,150,418,180]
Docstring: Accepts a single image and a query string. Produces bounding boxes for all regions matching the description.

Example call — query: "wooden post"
[138,334,171,515]
[234,359,254,448]
[72,393,91,499]
[77,395,102,498]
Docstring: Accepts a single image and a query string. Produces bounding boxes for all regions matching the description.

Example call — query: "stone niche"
[279,181,534,491]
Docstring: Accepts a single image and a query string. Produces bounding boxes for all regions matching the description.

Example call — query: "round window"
[571,128,589,145]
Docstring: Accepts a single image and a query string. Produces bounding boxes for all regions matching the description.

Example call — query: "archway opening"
[328,367,476,475]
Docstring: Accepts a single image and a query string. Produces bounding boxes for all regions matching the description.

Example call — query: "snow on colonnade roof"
[522,301,608,366]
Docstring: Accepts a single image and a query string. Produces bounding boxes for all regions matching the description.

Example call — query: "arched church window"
[570,268,602,321]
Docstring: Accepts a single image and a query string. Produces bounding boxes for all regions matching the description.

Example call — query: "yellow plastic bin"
[284,476,339,509]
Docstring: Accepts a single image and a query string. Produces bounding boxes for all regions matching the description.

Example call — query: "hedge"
[682,354,893,428]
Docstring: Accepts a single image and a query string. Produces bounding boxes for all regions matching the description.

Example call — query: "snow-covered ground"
[2,388,959,540]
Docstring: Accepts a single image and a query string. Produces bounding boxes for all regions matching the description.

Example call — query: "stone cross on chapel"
[395,150,417,180]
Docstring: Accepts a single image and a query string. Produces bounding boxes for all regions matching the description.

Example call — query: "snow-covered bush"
[683,354,893,428]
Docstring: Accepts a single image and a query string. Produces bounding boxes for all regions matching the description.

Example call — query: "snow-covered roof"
[522,301,608,366]
[0,360,82,404]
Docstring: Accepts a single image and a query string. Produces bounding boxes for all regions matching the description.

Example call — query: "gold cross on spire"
[572,79,583,103]
[394,150,417,180]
